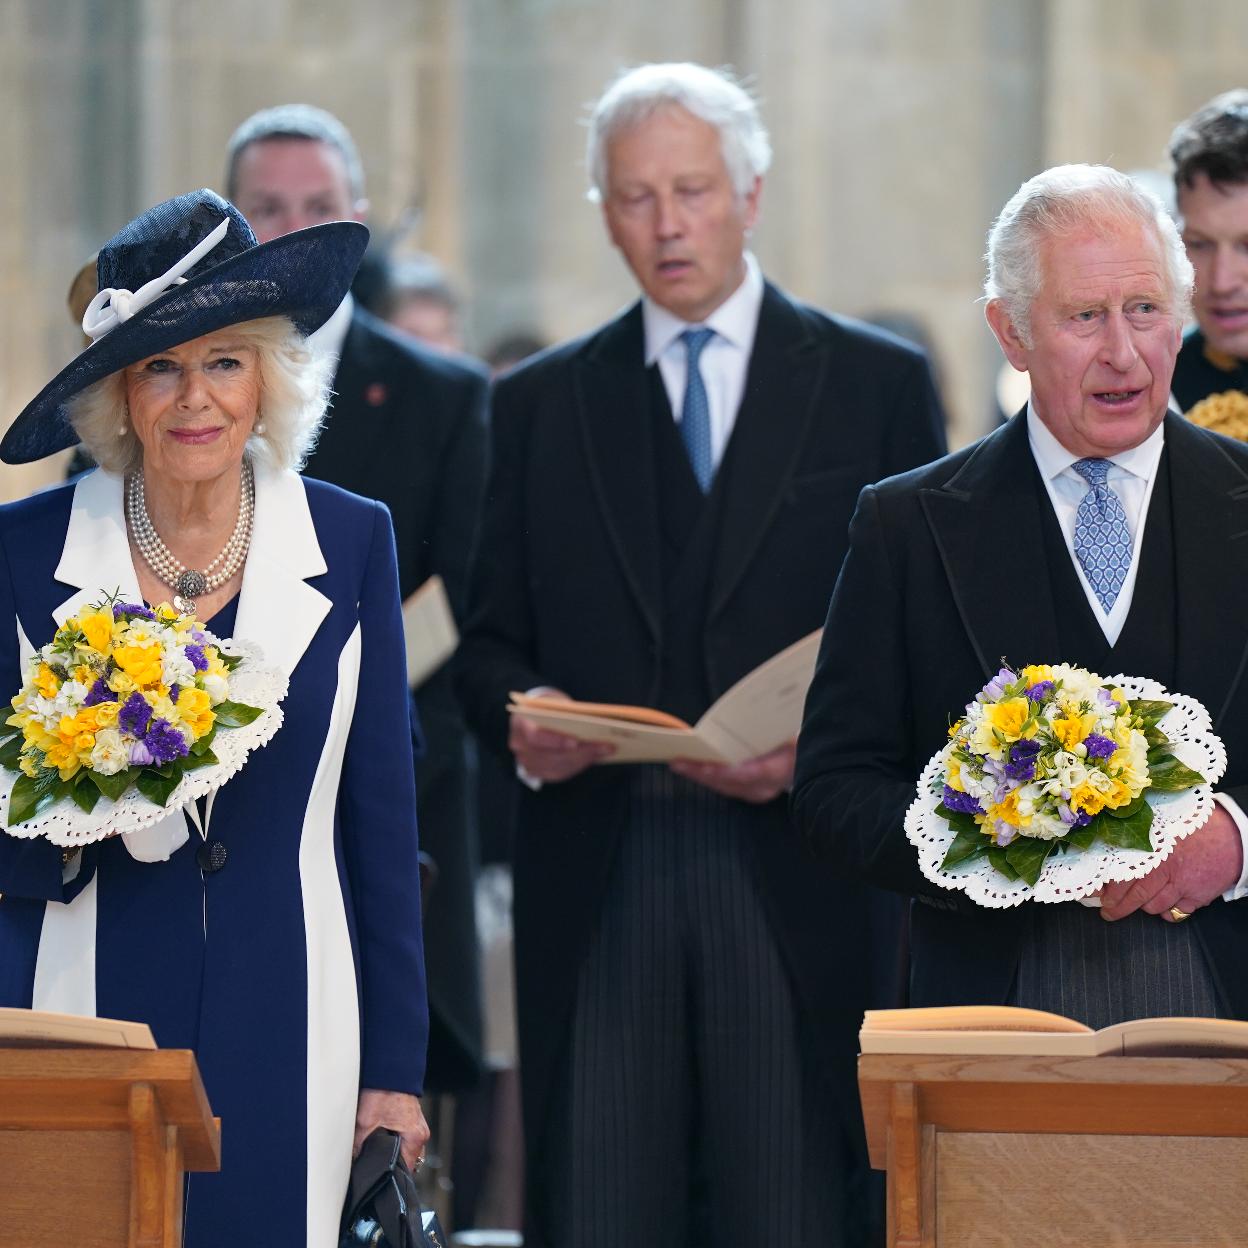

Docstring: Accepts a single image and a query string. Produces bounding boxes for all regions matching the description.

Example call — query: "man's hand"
[354,1088,430,1171]
[509,707,615,783]
[669,740,796,804]
[1099,805,1244,922]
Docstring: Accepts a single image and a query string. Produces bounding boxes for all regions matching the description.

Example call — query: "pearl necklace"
[126,461,255,614]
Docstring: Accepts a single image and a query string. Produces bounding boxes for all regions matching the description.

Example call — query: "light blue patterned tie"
[679,328,715,492]
[1072,458,1132,612]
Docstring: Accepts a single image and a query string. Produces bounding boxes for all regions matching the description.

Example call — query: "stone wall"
[3,0,1247,502]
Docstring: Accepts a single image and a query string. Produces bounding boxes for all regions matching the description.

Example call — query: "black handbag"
[339,1128,446,1248]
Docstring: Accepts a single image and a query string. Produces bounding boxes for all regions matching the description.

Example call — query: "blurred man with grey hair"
[227,104,490,1102]
[796,165,1248,1041]
[458,61,945,1247]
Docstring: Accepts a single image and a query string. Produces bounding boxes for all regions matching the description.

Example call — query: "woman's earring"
[118,406,129,437]
[254,420,266,435]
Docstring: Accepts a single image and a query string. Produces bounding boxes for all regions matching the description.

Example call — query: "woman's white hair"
[586,62,771,203]
[984,163,1194,346]
[66,316,333,475]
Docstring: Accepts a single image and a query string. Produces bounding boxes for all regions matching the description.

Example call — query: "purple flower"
[1096,687,1117,708]
[184,643,208,672]
[83,677,117,707]
[113,602,156,621]
[129,740,154,766]
[994,823,1018,847]
[942,785,984,815]
[1082,734,1117,760]
[191,629,207,643]
[1004,738,1042,781]
[980,667,1017,701]
[168,683,181,704]
[1058,803,1078,826]
[144,718,189,765]
[1026,680,1055,701]
[1074,811,1092,828]
[119,691,152,738]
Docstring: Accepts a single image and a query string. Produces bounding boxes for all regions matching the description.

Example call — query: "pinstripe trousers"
[547,767,850,1248]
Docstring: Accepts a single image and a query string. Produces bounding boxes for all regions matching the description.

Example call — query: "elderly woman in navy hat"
[0,190,429,1245]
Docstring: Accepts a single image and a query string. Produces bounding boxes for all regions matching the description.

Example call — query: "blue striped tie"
[1072,457,1132,612]
[679,328,715,493]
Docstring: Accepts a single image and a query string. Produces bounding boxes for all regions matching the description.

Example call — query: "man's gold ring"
[1168,906,1191,923]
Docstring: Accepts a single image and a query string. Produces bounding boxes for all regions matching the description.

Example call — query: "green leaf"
[940,825,990,871]
[218,652,243,672]
[180,749,218,772]
[89,767,139,802]
[1130,699,1174,726]
[986,846,1020,881]
[70,781,100,814]
[1005,836,1055,888]
[136,767,181,807]
[0,733,24,769]
[1064,821,1100,851]
[1106,793,1147,820]
[935,803,982,837]
[190,726,217,757]
[1099,801,1154,852]
[1143,725,1169,748]
[1147,752,1206,792]
[213,701,263,728]
[7,771,61,825]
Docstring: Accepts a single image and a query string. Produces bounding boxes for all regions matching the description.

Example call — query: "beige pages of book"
[860,1005,1248,1058]
[401,575,459,688]
[507,629,823,765]
[0,1006,155,1049]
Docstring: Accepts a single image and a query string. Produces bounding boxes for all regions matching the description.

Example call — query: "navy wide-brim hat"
[1,187,368,464]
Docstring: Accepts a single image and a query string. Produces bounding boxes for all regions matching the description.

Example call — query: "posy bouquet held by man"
[0,593,286,846]
[905,664,1227,907]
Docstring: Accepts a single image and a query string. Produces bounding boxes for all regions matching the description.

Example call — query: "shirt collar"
[1026,403,1166,483]
[643,252,764,365]
[307,292,354,363]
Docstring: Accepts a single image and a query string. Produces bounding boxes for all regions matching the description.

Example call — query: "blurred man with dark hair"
[228,104,488,1099]
[1169,89,1248,412]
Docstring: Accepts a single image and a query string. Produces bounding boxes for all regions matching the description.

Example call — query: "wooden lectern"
[860,1052,1248,1247]
[0,1048,220,1248]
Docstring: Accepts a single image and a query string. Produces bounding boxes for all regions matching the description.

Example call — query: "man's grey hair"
[984,163,1194,346]
[586,62,771,203]
[226,104,365,200]
[67,316,333,476]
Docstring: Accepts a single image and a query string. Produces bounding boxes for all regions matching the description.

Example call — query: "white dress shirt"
[643,253,764,470]
[1026,407,1248,901]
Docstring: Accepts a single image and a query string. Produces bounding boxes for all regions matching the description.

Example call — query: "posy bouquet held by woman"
[905,664,1227,907]
[0,592,286,845]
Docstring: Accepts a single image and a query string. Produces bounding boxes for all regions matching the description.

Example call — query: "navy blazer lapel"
[919,413,1062,678]
[1166,415,1248,724]
[573,304,663,639]
[709,284,828,619]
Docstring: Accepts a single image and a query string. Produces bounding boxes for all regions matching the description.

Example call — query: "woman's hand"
[354,1088,430,1171]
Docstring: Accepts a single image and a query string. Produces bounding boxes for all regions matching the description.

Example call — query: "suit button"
[197,840,227,874]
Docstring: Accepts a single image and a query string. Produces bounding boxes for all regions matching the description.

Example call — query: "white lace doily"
[904,676,1227,908]
[0,642,288,848]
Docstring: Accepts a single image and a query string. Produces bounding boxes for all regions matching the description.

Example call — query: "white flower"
[202,673,229,705]
[89,727,130,776]
[162,648,196,688]
[1049,751,1089,793]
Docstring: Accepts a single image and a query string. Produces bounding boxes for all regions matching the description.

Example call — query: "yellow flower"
[175,687,215,739]
[946,754,965,791]
[114,643,163,687]
[1070,781,1107,817]
[108,669,137,696]
[989,790,1031,828]
[78,609,115,654]
[985,698,1033,742]
[18,753,39,777]
[155,603,178,622]
[1020,664,1053,686]
[44,738,81,780]
[93,700,120,728]
[1052,713,1091,751]
[34,663,61,699]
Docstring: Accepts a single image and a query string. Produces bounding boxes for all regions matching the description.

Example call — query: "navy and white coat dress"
[0,466,428,1247]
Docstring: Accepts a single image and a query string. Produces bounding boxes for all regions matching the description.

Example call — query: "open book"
[0,1006,155,1049]
[860,1005,1248,1058]
[401,575,459,688]
[507,629,822,765]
